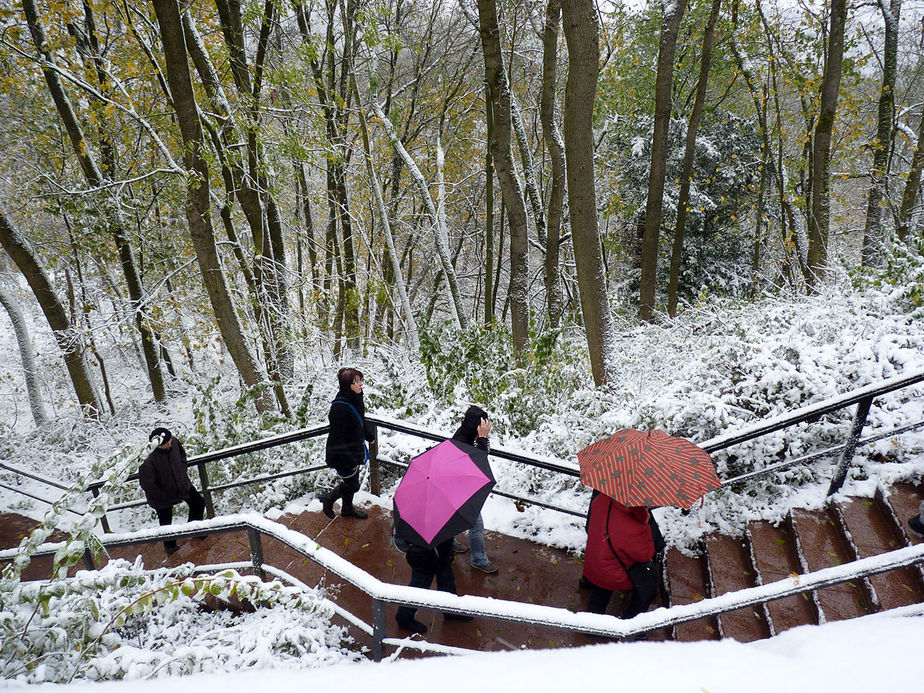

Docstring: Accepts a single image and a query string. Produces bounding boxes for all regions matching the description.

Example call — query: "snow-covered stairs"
[662,482,924,641]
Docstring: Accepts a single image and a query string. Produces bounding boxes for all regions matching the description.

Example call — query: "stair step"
[664,546,719,641]
[790,508,876,622]
[705,534,770,641]
[837,496,924,610]
[880,483,924,547]
[747,520,818,634]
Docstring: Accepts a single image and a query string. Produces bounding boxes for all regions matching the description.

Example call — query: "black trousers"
[156,487,206,550]
[586,582,654,619]
[395,564,458,626]
[325,466,362,510]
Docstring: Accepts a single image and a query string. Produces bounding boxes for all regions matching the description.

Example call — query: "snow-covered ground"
[13,608,924,693]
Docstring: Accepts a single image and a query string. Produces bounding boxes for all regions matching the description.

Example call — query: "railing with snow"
[3,514,924,661]
[5,370,924,530]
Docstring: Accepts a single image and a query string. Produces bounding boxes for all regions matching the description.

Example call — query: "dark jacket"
[452,405,489,451]
[405,539,455,573]
[138,437,193,510]
[583,493,655,591]
[325,386,374,475]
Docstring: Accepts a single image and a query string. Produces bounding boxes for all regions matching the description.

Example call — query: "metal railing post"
[197,461,216,518]
[82,548,96,571]
[827,396,873,497]
[368,425,380,496]
[371,598,386,662]
[246,527,266,581]
[89,485,112,533]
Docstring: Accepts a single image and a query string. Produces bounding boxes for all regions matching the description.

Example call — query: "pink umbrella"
[393,439,495,548]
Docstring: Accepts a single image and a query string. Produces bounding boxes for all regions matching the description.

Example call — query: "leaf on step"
[344,538,350,547]
[774,539,786,546]
[789,571,800,584]
[362,543,370,549]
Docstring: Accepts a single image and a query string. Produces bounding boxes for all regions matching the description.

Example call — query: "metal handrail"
[3,370,921,529]
[4,514,923,661]
[697,370,924,453]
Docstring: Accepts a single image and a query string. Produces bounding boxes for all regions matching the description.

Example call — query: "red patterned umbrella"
[577,429,720,509]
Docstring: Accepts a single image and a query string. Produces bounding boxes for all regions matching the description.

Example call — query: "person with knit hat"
[139,428,206,554]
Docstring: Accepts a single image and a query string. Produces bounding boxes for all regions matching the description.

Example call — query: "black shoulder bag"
[604,503,660,603]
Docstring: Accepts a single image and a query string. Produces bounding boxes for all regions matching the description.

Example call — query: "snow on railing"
[4,514,924,660]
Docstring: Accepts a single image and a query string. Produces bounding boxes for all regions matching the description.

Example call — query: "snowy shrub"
[418,322,588,434]
[0,560,359,683]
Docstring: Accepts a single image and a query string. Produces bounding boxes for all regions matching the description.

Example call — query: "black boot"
[319,487,340,519]
[340,490,368,519]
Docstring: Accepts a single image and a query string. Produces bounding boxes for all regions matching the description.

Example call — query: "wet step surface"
[837,496,924,611]
[791,508,876,622]
[747,520,818,634]
[705,534,770,641]
[664,546,719,641]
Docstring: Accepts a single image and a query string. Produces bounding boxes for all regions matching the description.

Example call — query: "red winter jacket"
[582,493,655,591]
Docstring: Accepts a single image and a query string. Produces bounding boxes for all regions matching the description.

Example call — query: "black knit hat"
[149,427,172,446]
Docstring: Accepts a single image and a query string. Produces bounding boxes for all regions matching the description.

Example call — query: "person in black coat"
[138,428,206,554]
[320,367,375,519]
[394,538,474,634]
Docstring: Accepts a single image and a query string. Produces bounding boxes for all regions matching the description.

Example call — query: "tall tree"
[540,0,566,329]
[476,0,530,351]
[21,0,166,403]
[638,0,689,321]
[862,0,902,267]
[667,0,722,317]
[806,0,848,286]
[0,204,102,416]
[896,106,924,243]
[150,0,276,415]
[0,278,48,426]
[561,0,616,385]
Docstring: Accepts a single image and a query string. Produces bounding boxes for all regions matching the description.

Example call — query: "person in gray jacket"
[139,428,205,554]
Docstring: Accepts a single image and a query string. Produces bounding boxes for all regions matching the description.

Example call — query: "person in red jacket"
[582,491,657,619]
[139,428,206,554]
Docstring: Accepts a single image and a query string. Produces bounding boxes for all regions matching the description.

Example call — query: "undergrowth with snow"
[2,252,924,682]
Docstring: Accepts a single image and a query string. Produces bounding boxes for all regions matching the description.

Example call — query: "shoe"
[444,612,474,622]
[453,541,469,554]
[341,506,368,519]
[320,490,337,519]
[579,575,593,589]
[396,618,427,634]
[909,515,924,536]
[471,560,499,574]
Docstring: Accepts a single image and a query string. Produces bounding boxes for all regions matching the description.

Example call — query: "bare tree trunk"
[0,279,48,426]
[476,0,530,351]
[184,7,291,414]
[807,0,848,287]
[897,108,924,243]
[353,75,420,351]
[540,0,566,329]
[485,94,496,325]
[862,0,902,266]
[561,0,616,386]
[667,0,721,317]
[370,100,469,328]
[0,205,101,416]
[639,0,688,321]
[151,0,276,415]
